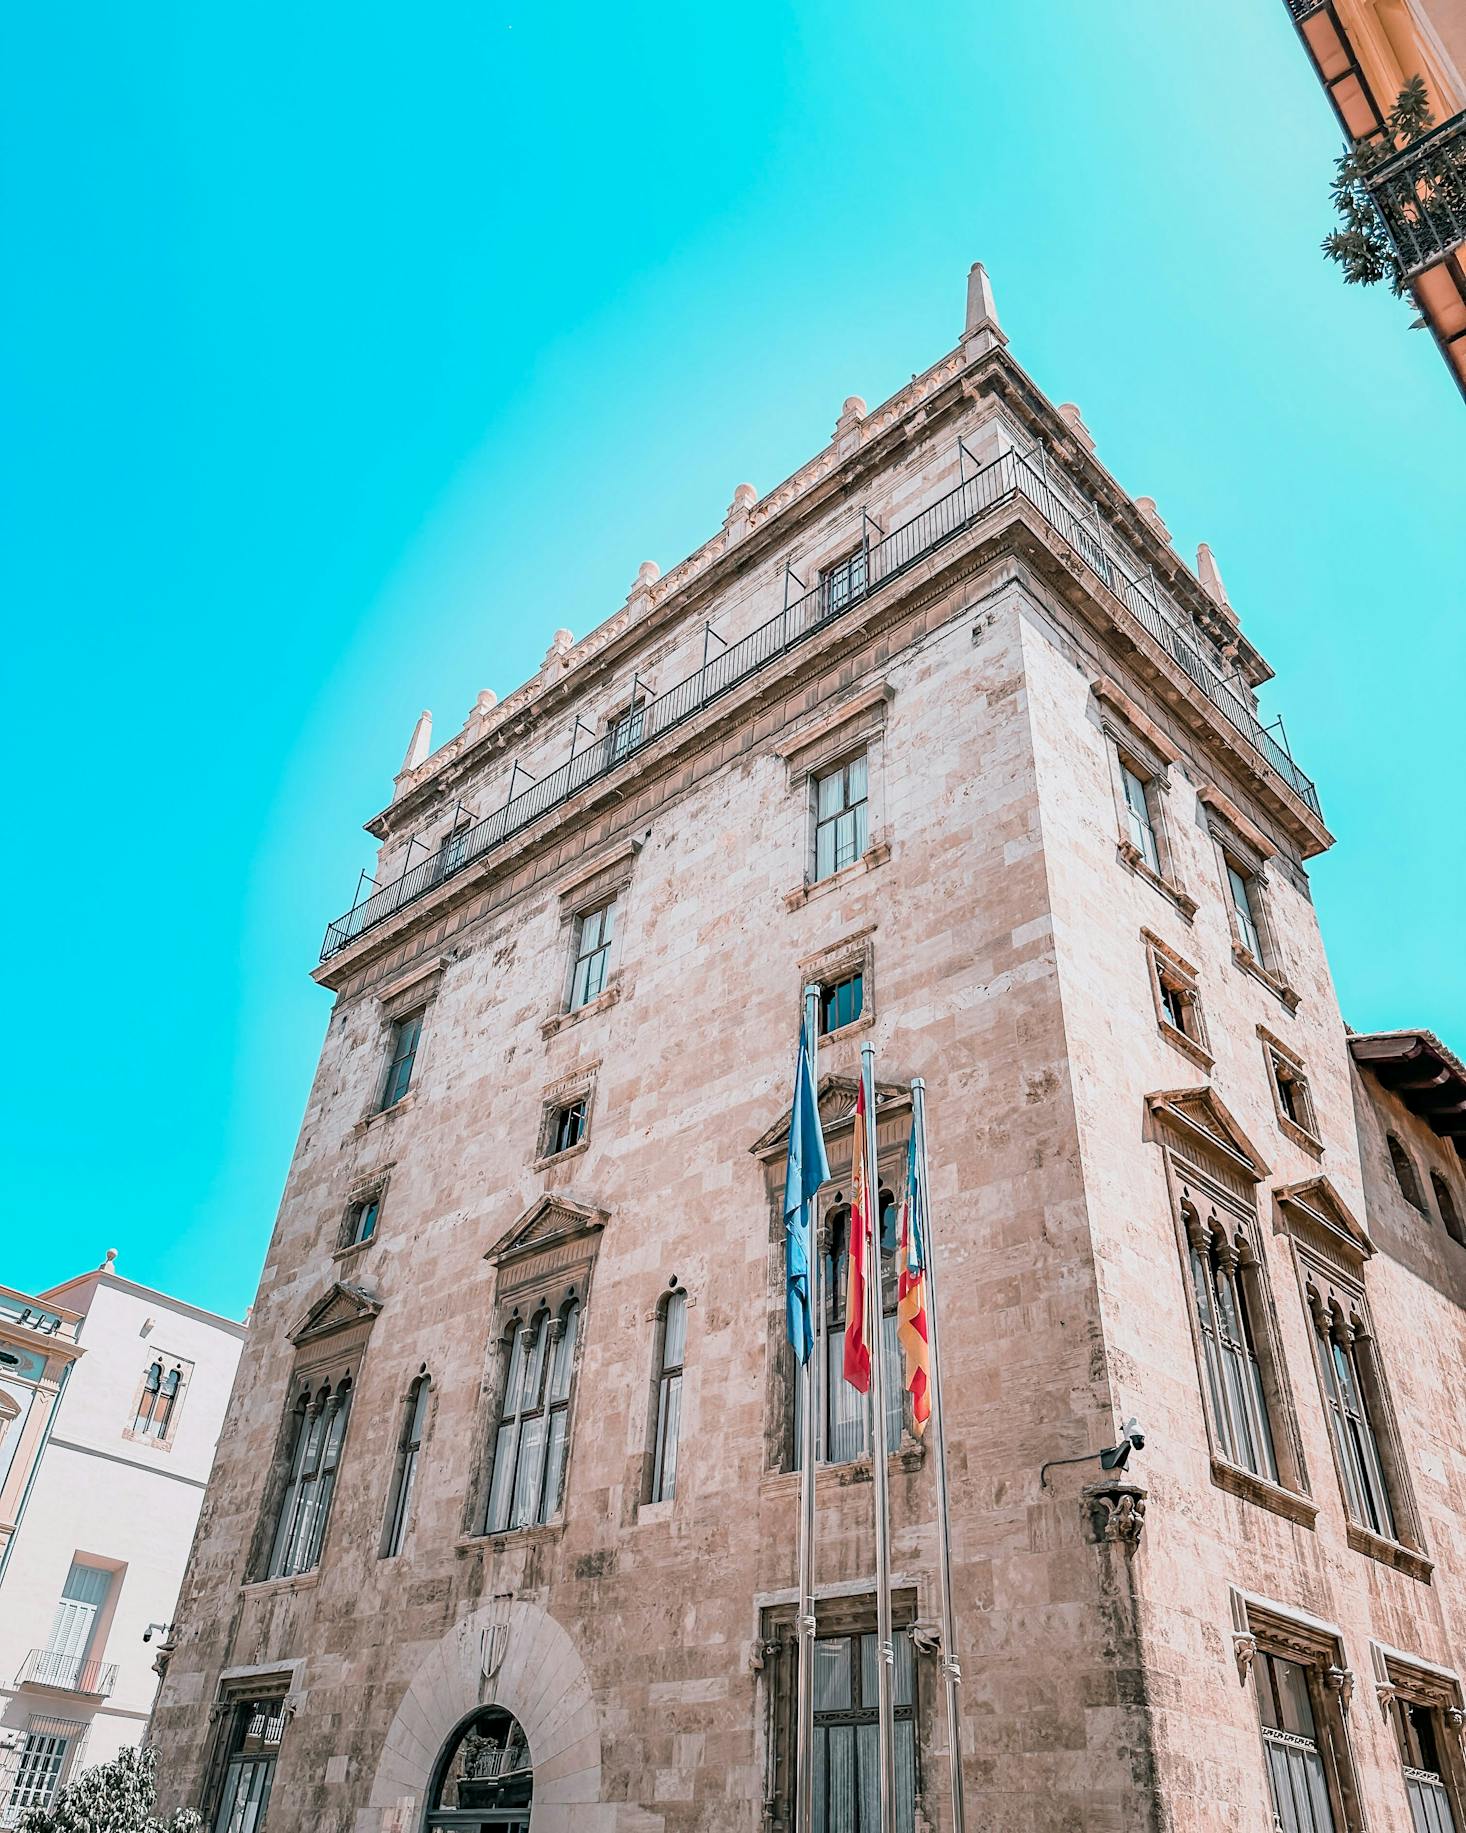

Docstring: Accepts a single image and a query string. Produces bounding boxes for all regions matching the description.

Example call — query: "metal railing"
[15,1648,118,1697]
[1282,0,1327,17]
[1367,111,1466,275]
[321,448,1320,959]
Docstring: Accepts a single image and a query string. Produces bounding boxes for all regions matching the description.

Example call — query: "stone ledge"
[1158,1017,1213,1073]
[1231,944,1302,1013]
[1116,841,1197,922]
[783,841,892,911]
[541,983,623,1041]
[1346,1522,1434,1585]
[1210,1457,1318,1528]
[352,1093,416,1139]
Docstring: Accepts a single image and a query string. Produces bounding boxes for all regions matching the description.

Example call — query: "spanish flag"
[842,1079,872,1394]
[896,1131,932,1436]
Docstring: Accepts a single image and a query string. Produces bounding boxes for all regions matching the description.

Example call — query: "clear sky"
[1,2,1460,1320]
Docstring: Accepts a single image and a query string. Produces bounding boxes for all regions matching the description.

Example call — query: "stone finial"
[628,560,661,619]
[1057,403,1095,453]
[102,1248,118,1272]
[401,709,433,775]
[832,397,866,449]
[543,629,574,669]
[723,486,757,542]
[1196,543,1231,610]
[1134,496,1173,546]
[462,690,497,730]
[635,560,661,588]
[963,262,1007,355]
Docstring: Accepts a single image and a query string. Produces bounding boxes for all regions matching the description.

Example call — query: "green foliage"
[1322,76,1434,309]
[16,1743,202,1833]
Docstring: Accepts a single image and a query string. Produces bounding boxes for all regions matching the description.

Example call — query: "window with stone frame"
[568,899,617,1012]
[477,1194,602,1539]
[818,970,865,1038]
[266,1374,354,1579]
[381,1369,430,1558]
[201,1685,291,1833]
[791,1180,904,1472]
[799,933,875,1049]
[539,1093,590,1162]
[127,1353,191,1445]
[1261,1029,1322,1150]
[647,1286,687,1505]
[1389,1133,1427,1211]
[379,1008,424,1111]
[255,1284,378,1583]
[759,1591,922,1833]
[483,1300,580,1534]
[1118,751,1165,879]
[1432,1172,1466,1248]
[1279,1180,1429,1573]
[1371,1643,1466,1833]
[339,1187,384,1253]
[1151,1091,1313,1520]
[1142,930,1210,1066]
[812,753,870,883]
[1223,851,1267,964]
[1231,1588,1363,1833]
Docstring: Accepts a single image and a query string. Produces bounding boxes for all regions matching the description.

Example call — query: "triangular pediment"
[1147,1087,1270,1180]
[751,1075,911,1161]
[1275,1176,1373,1263]
[287,1282,382,1348]
[486,1194,607,1269]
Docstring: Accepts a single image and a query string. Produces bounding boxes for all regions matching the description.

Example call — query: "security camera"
[143,1621,171,1645]
[1099,1418,1146,1471]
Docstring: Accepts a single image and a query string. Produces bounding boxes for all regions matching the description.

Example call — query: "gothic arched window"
[484,1301,579,1533]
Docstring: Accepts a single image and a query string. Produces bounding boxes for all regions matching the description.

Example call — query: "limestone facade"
[151,266,1466,1832]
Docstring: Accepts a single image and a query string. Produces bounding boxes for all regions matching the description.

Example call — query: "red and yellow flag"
[842,1079,872,1393]
[896,1131,931,1436]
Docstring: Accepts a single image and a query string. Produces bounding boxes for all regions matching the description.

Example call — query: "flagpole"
[795,984,822,1833]
[912,1077,966,1833]
[862,1042,898,1831]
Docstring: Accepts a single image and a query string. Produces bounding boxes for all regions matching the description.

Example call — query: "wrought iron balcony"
[1282,0,1327,18]
[15,1647,118,1697]
[321,448,1321,961]
[1367,111,1466,276]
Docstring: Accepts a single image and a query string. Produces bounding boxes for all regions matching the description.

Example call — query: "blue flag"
[783,1018,831,1364]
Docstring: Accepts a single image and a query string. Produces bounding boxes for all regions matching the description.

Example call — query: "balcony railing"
[321,448,1321,960]
[16,1647,118,1697]
[1368,111,1466,275]
[1282,0,1327,18]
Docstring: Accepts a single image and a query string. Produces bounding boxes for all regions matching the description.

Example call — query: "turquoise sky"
[2,2,1460,1319]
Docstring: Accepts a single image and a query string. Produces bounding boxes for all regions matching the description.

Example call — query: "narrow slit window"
[1432,1172,1465,1247]
[650,1290,687,1504]
[1310,1299,1396,1541]
[382,1376,430,1558]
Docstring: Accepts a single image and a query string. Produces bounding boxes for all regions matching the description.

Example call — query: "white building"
[0,1253,245,1822]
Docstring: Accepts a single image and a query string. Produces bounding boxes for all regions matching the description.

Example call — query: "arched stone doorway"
[367,1599,643,1833]
[425,1705,532,1831]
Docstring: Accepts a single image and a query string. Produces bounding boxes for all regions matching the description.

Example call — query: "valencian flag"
[842,1079,873,1393]
[783,1014,830,1364]
[896,1130,932,1436]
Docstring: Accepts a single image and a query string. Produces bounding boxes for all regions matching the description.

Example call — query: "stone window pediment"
[1276,1177,1373,1272]
[750,1074,910,1166]
[286,1281,382,1379]
[486,1195,606,1313]
[1147,1087,1270,1186]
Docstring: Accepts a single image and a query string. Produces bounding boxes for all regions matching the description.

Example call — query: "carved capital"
[1324,1666,1355,1714]
[1446,1706,1465,1732]
[1084,1478,1147,1548]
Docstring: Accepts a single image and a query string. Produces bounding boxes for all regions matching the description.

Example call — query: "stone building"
[1280,0,1466,395]
[151,264,1466,1833]
[0,1254,245,1819]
